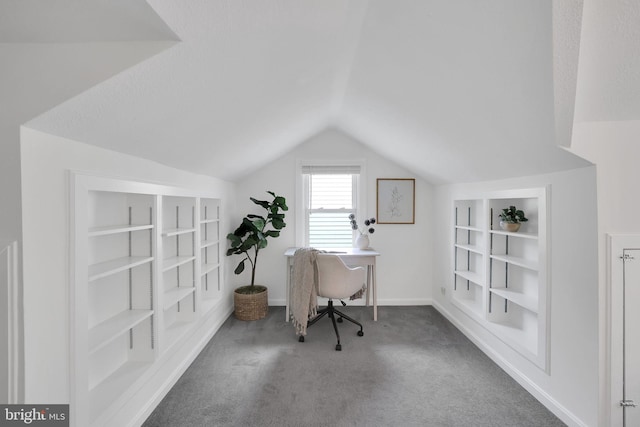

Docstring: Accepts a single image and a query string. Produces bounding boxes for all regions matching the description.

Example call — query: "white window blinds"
[302,165,360,248]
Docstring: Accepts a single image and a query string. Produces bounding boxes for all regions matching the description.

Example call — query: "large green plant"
[226,191,288,289]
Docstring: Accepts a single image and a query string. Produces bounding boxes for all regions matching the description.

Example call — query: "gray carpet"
[143,306,565,427]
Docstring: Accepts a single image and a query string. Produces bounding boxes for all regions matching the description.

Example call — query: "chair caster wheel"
[337,317,343,323]
[357,330,364,337]
[335,344,342,351]
[299,336,305,342]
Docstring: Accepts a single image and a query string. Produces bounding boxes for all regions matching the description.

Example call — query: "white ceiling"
[10,0,635,184]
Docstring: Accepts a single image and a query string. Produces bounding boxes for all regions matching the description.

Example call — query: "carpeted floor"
[143,306,565,427]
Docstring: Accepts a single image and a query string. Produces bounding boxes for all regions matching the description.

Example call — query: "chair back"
[316,254,366,300]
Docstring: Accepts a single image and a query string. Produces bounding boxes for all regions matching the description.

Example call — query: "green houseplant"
[226,191,288,320]
[498,205,528,232]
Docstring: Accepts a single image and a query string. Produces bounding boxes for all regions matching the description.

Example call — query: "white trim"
[1,240,19,403]
[433,300,587,427]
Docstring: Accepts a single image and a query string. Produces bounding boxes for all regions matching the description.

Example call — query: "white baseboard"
[432,301,587,427]
[268,298,433,306]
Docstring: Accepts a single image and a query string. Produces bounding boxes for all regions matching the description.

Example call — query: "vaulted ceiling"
[5,0,637,184]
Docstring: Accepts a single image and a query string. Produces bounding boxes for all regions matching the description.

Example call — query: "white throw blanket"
[291,248,320,336]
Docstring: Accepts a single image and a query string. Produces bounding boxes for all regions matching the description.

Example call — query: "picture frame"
[376,178,415,224]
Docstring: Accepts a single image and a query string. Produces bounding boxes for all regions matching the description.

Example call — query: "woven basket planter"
[234,285,268,321]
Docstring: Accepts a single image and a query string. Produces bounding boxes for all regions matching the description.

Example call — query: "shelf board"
[162,256,196,272]
[454,270,484,286]
[89,256,154,282]
[201,239,219,249]
[489,229,538,240]
[89,360,151,415]
[201,296,222,315]
[455,225,483,232]
[163,286,195,310]
[89,224,153,237]
[162,227,196,237]
[490,254,538,271]
[201,262,220,276]
[454,243,483,255]
[163,319,195,351]
[490,288,538,313]
[486,320,538,357]
[451,295,483,318]
[200,218,220,224]
[88,309,153,355]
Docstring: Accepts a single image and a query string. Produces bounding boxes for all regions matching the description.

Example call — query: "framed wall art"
[376,178,415,224]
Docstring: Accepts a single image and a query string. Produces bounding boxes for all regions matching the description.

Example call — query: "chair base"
[300,300,363,351]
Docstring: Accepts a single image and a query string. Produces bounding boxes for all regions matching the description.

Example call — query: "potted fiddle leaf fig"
[226,191,288,320]
[498,205,528,232]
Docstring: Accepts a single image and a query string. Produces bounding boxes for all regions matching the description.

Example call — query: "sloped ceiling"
[18,0,597,184]
[574,0,640,122]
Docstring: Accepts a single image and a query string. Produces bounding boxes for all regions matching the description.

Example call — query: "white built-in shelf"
[490,254,538,271]
[489,288,538,313]
[453,189,548,371]
[162,227,196,237]
[88,309,153,355]
[89,256,154,282]
[455,225,483,232]
[89,224,154,237]
[454,270,483,286]
[163,286,195,310]
[201,263,220,276]
[455,243,483,255]
[162,256,196,272]
[200,218,220,224]
[201,239,219,249]
[489,229,538,240]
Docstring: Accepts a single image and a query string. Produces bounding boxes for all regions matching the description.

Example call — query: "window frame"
[295,159,366,248]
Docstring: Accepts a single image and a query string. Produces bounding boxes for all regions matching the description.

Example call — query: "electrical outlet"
[440,287,446,295]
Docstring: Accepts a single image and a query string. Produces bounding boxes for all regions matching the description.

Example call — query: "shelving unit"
[84,190,157,422]
[200,198,222,314]
[160,196,197,351]
[72,175,226,427]
[452,199,485,319]
[452,188,548,370]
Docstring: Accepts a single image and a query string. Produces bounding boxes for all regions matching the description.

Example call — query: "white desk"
[284,247,380,322]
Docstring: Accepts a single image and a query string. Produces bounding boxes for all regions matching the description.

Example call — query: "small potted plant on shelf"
[349,214,376,249]
[226,191,288,320]
[498,205,528,232]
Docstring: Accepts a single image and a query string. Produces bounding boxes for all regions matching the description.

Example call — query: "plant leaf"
[234,260,245,275]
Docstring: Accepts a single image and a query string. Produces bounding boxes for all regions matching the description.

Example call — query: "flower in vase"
[349,213,376,235]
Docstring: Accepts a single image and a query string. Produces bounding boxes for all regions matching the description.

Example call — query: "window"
[300,164,362,248]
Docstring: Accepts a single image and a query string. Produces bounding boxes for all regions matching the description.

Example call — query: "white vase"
[356,234,370,249]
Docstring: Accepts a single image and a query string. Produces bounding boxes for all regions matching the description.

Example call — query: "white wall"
[432,166,599,427]
[571,120,640,425]
[19,127,236,405]
[231,128,434,306]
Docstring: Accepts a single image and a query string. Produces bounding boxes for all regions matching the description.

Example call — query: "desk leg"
[372,264,377,321]
[365,266,371,308]
[285,259,291,322]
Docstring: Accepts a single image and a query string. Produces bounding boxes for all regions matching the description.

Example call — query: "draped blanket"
[291,248,320,336]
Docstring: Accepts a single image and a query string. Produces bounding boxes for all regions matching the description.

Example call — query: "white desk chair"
[299,253,366,351]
